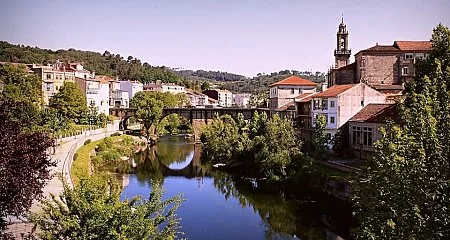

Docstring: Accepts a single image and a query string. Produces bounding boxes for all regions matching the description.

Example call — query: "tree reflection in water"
[130,136,352,240]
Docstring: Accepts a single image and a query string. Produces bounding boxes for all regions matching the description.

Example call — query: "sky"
[0,0,449,77]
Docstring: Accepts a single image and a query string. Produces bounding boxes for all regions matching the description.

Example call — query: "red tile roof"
[394,41,432,51]
[277,101,295,111]
[312,84,358,98]
[95,75,114,83]
[349,104,400,123]
[362,45,399,53]
[270,76,317,87]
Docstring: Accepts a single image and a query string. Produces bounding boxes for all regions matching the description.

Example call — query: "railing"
[334,50,351,55]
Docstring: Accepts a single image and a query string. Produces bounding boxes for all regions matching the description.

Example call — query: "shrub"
[84,139,91,145]
[111,132,121,137]
[73,153,78,160]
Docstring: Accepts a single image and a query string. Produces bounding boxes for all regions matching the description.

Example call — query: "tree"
[164,114,182,134]
[0,100,54,233]
[312,114,328,160]
[49,82,87,122]
[30,175,183,239]
[0,63,42,104]
[131,91,164,140]
[353,24,450,239]
[201,81,210,90]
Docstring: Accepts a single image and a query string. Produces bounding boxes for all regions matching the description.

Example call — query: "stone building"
[327,19,432,94]
[269,76,317,109]
[348,104,399,159]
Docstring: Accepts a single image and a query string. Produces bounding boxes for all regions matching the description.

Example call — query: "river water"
[120,136,354,240]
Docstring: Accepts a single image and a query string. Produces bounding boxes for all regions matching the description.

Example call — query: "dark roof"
[270,76,317,87]
[349,104,400,123]
[338,62,356,71]
[372,84,404,90]
[313,84,358,98]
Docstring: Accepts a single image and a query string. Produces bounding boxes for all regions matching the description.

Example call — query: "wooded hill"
[0,41,325,93]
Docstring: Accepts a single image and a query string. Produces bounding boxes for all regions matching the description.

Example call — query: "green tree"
[312,114,328,160]
[49,82,87,122]
[353,24,450,239]
[164,114,182,134]
[0,63,41,104]
[131,91,164,140]
[30,175,183,240]
[201,81,210,90]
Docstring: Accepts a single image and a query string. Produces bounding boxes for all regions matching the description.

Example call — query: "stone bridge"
[110,107,294,140]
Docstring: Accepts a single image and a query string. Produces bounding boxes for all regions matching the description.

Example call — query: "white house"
[202,89,233,107]
[269,76,317,109]
[110,90,130,108]
[120,80,143,99]
[144,81,186,94]
[233,93,252,107]
[75,77,110,115]
[311,83,386,147]
[186,89,209,106]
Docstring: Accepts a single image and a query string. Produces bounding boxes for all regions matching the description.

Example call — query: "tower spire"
[341,14,344,23]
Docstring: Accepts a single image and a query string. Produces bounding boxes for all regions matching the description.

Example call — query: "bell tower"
[334,16,351,69]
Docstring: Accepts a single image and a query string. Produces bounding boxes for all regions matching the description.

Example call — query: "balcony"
[334,50,351,55]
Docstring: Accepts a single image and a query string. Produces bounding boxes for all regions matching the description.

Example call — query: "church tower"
[334,17,351,69]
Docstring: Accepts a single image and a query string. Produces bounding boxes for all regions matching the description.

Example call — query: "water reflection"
[123,136,352,240]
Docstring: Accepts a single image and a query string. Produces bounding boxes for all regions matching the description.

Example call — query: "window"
[291,88,295,94]
[405,53,413,59]
[363,127,373,146]
[353,126,373,146]
[46,73,52,80]
[321,99,328,110]
[313,99,320,110]
[361,100,364,107]
[416,53,425,60]
[352,126,361,145]
[330,116,335,124]
[402,67,409,76]
[330,101,335,108]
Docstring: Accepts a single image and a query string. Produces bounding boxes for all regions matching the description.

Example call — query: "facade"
[311,83,386,147]
[29,61,76,105]
[67,61,95,79]
[327,19,432,95]
[120,80,143,99]
[295,93,317,144]
[269,76,317,109]
[202,89,233,107]
[110,90,130,108]
[144,81,186,94]
[233,93,252,107]
[186,89,209,107]
[348,104,399,159]
[75,77,110,115]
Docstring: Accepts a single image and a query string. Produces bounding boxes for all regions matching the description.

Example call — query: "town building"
[202,89,233,107]
[75,77,110,115]
[311,83,386,147]
[119,80,143,99]
[327,18,432,95]
[29,61,76,105]
[233,93,252,107]
[186,89,209,107]
[294,93,318,144]
[348,104,399,159]
[67,61,95,79]
[110,89,130,108]
[144,81,186,94]
[269,76,317,110]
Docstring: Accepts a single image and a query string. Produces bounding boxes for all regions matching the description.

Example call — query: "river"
[120,136,354,240]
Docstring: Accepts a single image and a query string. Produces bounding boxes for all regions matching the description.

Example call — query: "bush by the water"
[83,139,91,145]
[201,112,311,180]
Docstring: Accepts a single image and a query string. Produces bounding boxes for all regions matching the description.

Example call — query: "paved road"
[6,129,120,236]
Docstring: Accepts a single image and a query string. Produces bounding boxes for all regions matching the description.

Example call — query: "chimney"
[321,82,328,92]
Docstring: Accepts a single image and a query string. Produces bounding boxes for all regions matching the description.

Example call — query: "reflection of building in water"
[196,177,205,189]
[122,174,130,189]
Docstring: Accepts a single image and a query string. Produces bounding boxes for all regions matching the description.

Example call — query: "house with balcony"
[29,61,76,105]
[311,83,386,148]
[294,93,318,144]
[348,104,399,159]
[110,90,130,108]
[269,76,317,110]
[75,77,110,115]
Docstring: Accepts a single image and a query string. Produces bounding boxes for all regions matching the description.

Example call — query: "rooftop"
[349,104,400,123]
[95,75,115,83]
[270,76,317,87]
[312,84,358,98]
[277,101,295,111]
[394,41,432,51]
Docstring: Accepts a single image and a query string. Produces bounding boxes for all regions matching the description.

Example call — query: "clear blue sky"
[0,0,449,77]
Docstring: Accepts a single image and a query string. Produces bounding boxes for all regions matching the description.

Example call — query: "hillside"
[0,41,325,93]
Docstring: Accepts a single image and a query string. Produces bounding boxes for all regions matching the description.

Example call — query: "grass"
[313,162,354,180]
[71,135,128,185]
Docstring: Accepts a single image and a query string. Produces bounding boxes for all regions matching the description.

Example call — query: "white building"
[311,83,386,147]
[75,77,110,115]
[120,80,143,99]
[202,89,233,107]
[186,89,209,106]
[110,90,130,108]
[68,61,95,79]
[269,76,317,109]
[144,81,186,94]
[233,93,252,107]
